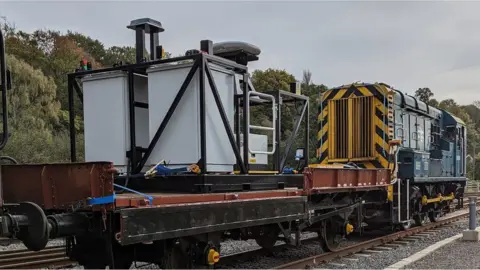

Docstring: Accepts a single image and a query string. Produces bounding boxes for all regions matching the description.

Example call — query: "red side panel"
[0,162,115,210]
[303,167,391,194]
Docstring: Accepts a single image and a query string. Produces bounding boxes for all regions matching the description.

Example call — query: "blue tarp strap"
[113,183,153,205]
[87,185,154,206]
[88,194,116,205]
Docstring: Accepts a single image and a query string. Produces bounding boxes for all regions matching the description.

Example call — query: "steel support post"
[469,196,477,230]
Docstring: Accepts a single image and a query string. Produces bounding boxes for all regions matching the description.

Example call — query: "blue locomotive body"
[392,91,467,183]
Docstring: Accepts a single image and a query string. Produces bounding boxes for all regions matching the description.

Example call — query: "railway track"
[0,194,477,269]
[275,207,479,269]
[219,195,479,268]
[465,192,480,198]
[218,236,321,267]
[0,245,74,269]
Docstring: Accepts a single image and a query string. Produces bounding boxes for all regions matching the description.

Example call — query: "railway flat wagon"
[0,17,466,269]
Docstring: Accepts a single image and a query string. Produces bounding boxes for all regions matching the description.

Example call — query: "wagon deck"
[114,188,303,207]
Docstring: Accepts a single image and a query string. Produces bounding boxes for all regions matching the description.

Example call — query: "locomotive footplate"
[115,196,307,245]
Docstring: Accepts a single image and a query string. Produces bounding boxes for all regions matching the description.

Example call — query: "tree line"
[1,18,480,179]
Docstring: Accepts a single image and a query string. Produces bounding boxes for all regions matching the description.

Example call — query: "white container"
[146,62,235,172]
[81,71,149,172]
[237,133,268,165]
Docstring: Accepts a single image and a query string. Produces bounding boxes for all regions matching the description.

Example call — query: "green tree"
[0,54,78,162]
[302,69,312,86]
[428,98,439,107]
[251,68,326,166]
[251,68,296,138]
[301,74,328,163]
[103,46,137,66]
[415,87,434,103]
[66,31,106,66]
[438,99,472,123]
[3,28,85,116]
[5,54,60,130]
[463,103,480,127]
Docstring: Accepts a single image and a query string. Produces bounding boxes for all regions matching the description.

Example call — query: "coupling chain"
[99,165,109,231]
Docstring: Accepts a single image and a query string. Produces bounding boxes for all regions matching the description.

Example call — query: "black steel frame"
[67,40,309,176]
[238,90,310,172]
[273,90,309,173]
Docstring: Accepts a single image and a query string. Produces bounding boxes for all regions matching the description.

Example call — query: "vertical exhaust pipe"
[127,18,165,63]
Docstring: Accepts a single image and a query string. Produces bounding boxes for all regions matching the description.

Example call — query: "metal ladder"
[393,178,410,227]
[234,74,276,156]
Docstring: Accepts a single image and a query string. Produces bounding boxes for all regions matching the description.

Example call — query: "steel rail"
[0,245,74,269]
[275,207,479,269]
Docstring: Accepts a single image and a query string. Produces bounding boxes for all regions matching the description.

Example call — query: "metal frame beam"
[67,49,250,174]
[66,41,310,176]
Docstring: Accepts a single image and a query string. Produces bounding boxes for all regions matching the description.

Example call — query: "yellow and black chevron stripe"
[316,83,394,169]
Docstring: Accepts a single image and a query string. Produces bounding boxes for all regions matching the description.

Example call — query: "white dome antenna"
[213,41,261,66]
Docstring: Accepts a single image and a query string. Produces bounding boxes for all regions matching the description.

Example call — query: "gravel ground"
[220,232,319,256]
[17,218,475,270]
[406,238,480,269]
[0,238,65,251]
[30,232,320,269]
[65,232,324,269]
[127,232,323,269]
[313,219,472,269]
[220,232,377,269]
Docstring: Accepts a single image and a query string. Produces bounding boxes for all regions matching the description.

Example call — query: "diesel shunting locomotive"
[316,83,466,229]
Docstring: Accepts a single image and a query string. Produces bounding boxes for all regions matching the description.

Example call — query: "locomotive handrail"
[396,127,405,140]
[246,90,276,155]
[0,28,9,150]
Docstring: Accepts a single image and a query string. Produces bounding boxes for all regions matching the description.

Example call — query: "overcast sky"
[1,1,479,104]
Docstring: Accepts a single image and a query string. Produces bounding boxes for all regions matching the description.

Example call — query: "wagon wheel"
[413,213,428,226]
[428,210,441,223]
[160,245,188,269]
[399,220,412,231]
[319,219,342,252]
[255,229,278,250]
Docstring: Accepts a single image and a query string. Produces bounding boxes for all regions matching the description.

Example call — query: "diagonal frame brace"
[134,57,201,173]
[280,100,309,172]
[205,61,247,174]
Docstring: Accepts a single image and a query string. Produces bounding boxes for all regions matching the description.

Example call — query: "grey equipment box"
[81,71,149,173]
[146,62,236,172]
